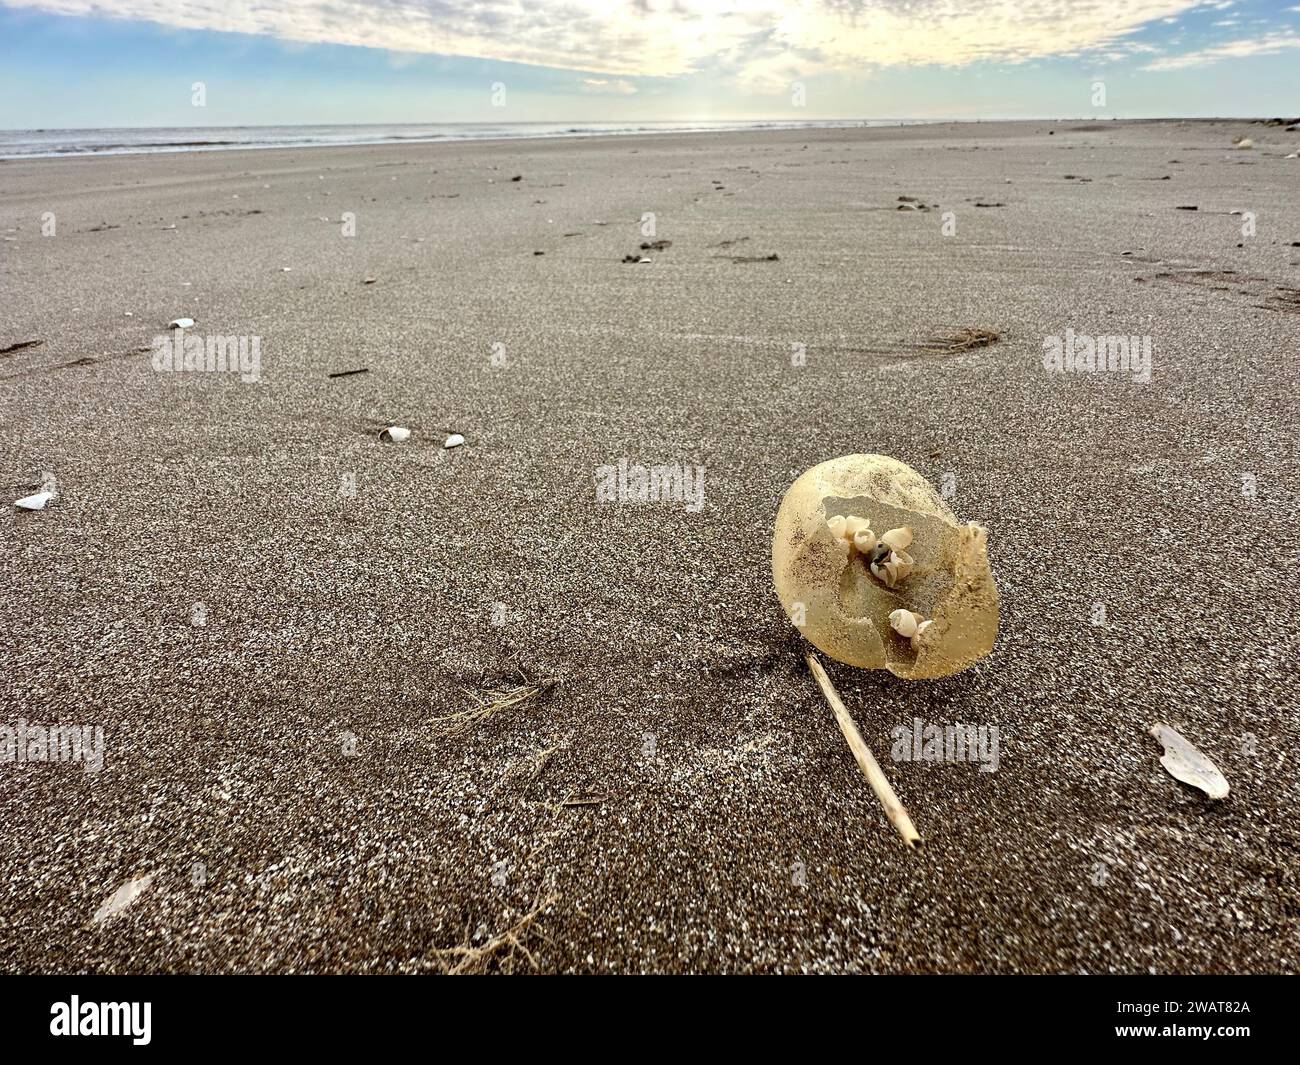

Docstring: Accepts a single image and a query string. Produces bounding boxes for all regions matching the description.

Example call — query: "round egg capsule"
[771,454,999,679]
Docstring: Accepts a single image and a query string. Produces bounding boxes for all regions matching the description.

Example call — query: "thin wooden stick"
[806,652,921,849]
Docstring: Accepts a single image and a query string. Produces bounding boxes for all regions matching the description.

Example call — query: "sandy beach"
[1,119,1297,974]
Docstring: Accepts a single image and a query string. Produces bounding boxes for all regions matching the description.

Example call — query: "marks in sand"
[1135,265,1300,315]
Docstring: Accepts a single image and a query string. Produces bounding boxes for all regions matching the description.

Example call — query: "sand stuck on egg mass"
[772,454,999,679]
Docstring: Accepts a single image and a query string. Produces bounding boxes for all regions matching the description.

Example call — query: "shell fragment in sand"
[1149,723,1229,799]
[443,433,465,449]
[168,318,195,329]
[14,491,55,510]
[92,873,155,925]
[379,426,411,443]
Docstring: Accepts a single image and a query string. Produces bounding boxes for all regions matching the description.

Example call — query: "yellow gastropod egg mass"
[772,454,999,679]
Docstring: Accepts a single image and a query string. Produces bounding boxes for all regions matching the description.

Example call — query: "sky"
[0,0,1298,128]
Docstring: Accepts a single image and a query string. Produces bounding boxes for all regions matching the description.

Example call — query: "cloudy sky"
[1,0,1298,128]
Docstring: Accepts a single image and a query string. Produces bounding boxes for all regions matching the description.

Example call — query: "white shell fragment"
[379,426,411,443]
[1150,723,1229,799]
[772,454,999,679]
[443,433,465,449]
[912,619,935,650]
[168,318,194,329]
[14,491,55,510]
[92,873,155,925]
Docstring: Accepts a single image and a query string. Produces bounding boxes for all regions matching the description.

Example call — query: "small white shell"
[826,515,847,539]
[881,526,913,551]
[852,528,877,553]
[443,433,465,449]
[880,553,914,587]
[889,609,923,638]
[14,491,55,511]
[842,515,869,537]
[379,426,411,443]
[168,318,195,329]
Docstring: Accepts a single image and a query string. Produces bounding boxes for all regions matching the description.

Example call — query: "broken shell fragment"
[772,454,999,679]
[379,426,411,443]
[443,433,465,449]
[168,318,195,330]
[14,491,55,511]
[1149,722,1229,799]
[911,619,935,651]
[92,872,155,925]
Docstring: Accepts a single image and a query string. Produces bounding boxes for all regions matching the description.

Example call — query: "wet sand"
[1,119,1297,973]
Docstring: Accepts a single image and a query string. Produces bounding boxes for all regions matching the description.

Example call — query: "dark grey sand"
[1,120,1297,973]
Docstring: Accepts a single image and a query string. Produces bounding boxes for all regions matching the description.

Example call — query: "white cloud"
[580,78,637,95]
[1143,29,1300,69]
[0,0,1218,88]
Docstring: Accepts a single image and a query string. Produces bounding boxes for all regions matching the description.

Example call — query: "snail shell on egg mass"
[772,454,999,679]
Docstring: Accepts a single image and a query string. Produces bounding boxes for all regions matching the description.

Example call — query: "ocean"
[0,119,923,160]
